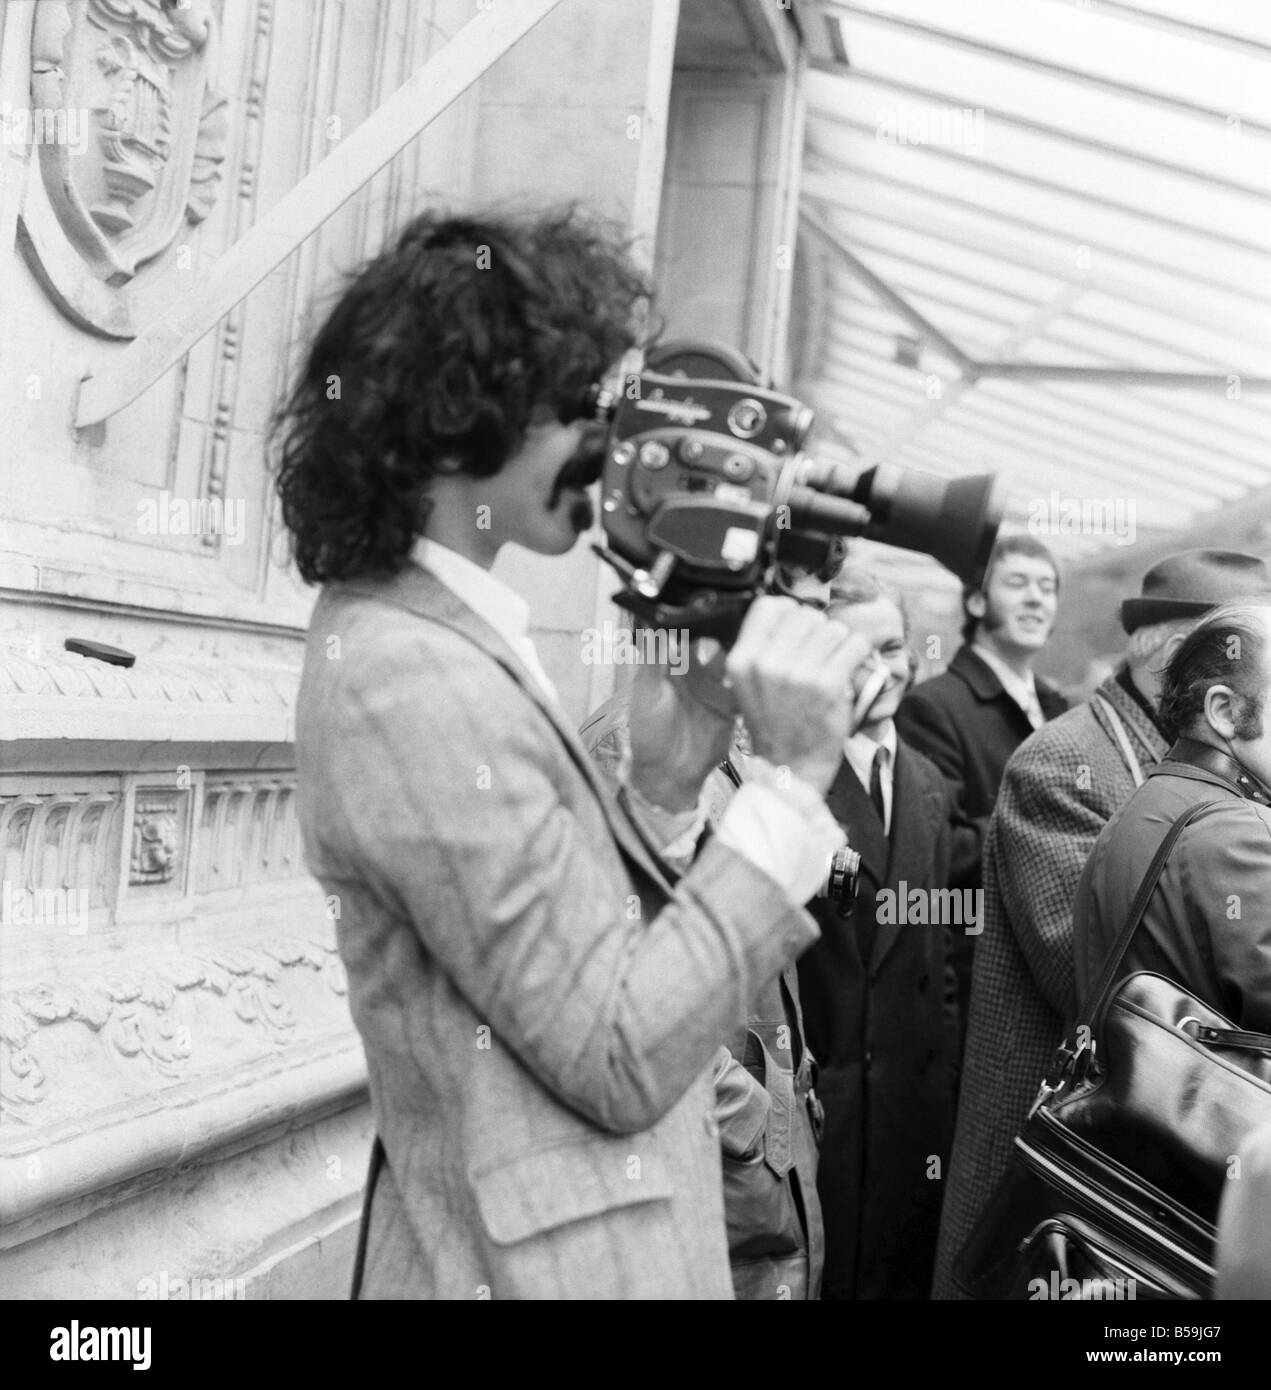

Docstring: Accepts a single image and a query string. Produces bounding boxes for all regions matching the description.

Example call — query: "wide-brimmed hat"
[1120,549,1271,633]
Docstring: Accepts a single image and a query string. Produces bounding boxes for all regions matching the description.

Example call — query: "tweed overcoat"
[295,565,820,1299]
[931,671,1168,1299]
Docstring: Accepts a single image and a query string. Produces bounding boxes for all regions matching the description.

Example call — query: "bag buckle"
[1027,1077,1056,1119]
[1031,1037,1097,1118]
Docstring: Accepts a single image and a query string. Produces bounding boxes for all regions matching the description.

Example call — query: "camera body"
[593,341,1002,640]
[599,372,821,593]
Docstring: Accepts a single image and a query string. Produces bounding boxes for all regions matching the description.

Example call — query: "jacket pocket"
[721,1148,805,1261]
[470,1138,673,1246]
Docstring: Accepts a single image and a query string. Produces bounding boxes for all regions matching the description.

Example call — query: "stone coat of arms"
[22,0,228,336]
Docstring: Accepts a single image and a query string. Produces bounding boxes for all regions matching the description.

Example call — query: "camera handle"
[592,542,759,643]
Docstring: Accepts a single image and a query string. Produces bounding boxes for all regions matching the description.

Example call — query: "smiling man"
[795,570,958,1299]
[272,207,867,1300]
[895,535,1067,1048]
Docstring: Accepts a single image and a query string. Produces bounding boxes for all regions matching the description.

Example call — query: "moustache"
[549,435,607,507]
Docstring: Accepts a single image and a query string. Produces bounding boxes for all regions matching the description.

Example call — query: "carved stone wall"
[0,0,484,1299]
[0,0,701,1299]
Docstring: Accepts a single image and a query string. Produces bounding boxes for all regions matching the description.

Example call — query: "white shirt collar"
[845,719,897,786]
[410,537,557,703]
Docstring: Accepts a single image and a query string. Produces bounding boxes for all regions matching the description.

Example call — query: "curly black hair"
[272,205,651,583]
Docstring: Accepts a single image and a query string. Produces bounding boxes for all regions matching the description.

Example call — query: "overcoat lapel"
[872,744,944,972]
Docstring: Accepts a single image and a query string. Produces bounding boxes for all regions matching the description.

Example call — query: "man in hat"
[931,549,1271,1300]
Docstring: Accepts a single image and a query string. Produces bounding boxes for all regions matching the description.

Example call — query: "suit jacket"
[577,694,824,1300]
[931,671,1168,1299]
[895,645,1068,1030]
[796,739,957,1299]
[295,566,819,1299]
[1074,739,1271,1032]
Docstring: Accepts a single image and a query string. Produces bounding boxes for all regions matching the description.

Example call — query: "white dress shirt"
[845,720,898,835]
[412,537,842,909]
[972,642,1045,730]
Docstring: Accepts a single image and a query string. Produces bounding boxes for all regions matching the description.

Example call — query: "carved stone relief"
[0,934,348,1113]
[0,767,331,1117]
[129,788,182,884]
[19,0,228,336]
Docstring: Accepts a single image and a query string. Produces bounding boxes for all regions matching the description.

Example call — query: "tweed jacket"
[798,741,958,1300]
[1075,741,1271,1031]
[577,694,825,1300]
[295,566,819,1300]
[931,671,1169,1300]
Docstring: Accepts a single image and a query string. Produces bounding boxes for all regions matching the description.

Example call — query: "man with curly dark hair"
[273,205,869,1299]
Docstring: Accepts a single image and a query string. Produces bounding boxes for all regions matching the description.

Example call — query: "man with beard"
[896,536,1067,1046]
[274,207,867,1299]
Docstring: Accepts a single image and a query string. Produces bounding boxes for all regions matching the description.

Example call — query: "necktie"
[857,746,888,966]
[869,745,888,833]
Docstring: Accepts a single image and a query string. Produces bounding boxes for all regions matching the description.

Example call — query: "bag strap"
[1078,799,1222,1033]
[1093,692,1144,788]
[349,1135,385,1300]
[1184,1021,1271,1056]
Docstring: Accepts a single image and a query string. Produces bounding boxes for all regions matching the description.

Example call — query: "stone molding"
[1,768,305,910]
[197,0,274,542]
[0,640,296,707]
[0,641,300,743]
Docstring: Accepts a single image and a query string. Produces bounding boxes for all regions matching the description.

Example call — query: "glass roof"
[796,0,1271,586]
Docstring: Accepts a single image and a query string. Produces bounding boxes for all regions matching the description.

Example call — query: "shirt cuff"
[714,757,844,907]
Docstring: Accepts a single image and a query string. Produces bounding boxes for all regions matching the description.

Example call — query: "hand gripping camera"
[592,340,1003,641]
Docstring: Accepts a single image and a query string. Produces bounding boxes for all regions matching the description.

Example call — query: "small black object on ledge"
[65,638,136,668]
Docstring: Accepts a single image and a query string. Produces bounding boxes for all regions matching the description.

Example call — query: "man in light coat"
[275,207,865,1299]
[933,549,1271,1299]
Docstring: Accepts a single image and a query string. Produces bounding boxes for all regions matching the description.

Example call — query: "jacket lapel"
[825,755,888,889]
[953,645,1049,736]
[337,566,676,897]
